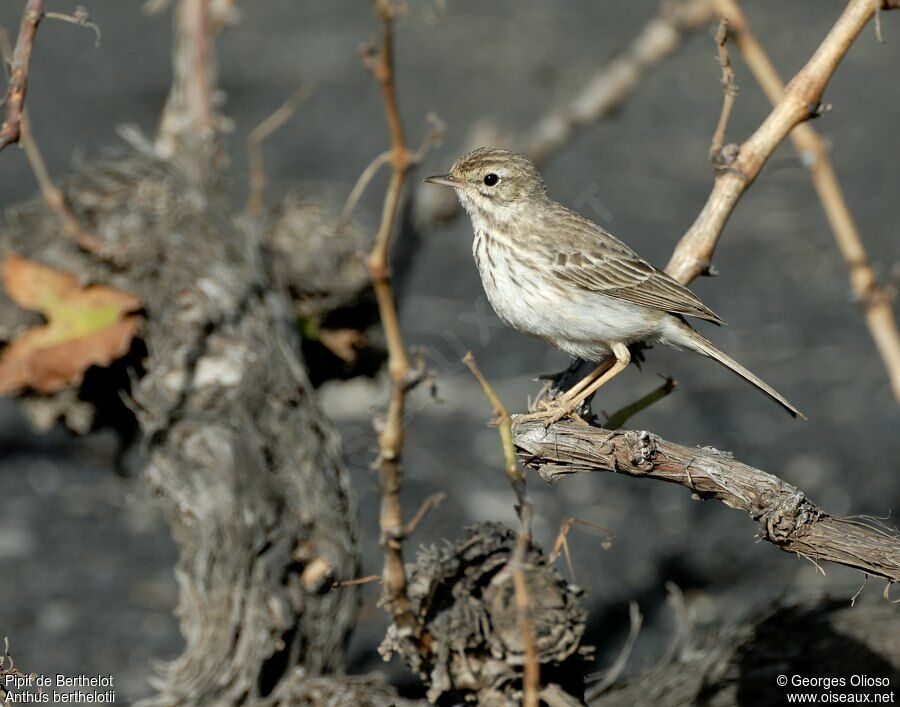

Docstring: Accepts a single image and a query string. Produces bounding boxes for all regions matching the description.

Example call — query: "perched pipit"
[425,147,803,424]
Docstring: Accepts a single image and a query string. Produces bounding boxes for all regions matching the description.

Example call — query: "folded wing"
[548,246,724,325]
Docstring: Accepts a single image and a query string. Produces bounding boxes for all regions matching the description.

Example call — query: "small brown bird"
[425,147,803,423]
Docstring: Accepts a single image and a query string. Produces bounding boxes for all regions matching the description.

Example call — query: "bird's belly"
[473,236,662,361]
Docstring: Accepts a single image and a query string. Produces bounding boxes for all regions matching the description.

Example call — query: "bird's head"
[424,147,548,222]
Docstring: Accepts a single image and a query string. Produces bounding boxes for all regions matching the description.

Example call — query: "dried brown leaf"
[0,255,142,394]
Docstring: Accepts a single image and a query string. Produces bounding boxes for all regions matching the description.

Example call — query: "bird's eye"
[483,173,499,187]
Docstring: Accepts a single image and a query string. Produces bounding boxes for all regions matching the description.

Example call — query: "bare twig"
[0,28,104,256]
[19,113,104,253]
[402,492,446,536]
[711,0,900,399]
[549,517,615,582]
[462,352,539,705]
[415,0,716,227]
[0,0,44,153]
[708,19,738,166]
[463,352,526,503]
[604,376,677,430]
[513,419,900,582]
[586,601,643,699]
[362,0,440,638]
[332,575,381,589]
[44,6,101,47]
[246,84,313,218]
[666,0,898,284]
[511,504,540,707]
[521,0,716,164]
[339,150,390,226]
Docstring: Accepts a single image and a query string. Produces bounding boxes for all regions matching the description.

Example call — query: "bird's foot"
[519,398,588,427]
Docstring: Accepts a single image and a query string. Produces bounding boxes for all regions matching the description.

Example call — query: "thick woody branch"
[155,0,227,182]
[666,0,896,284]
[712,0,900,399]
[0,0,44,153]
[513,419,900,583]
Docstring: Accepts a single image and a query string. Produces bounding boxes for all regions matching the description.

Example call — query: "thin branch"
[604,376,677,430]
[402,492,446,537]
[549,516,615,582]
[586,601,643,699]
[712,0,900,399]
[332,575,381,589]
[361,0,440,639]
[520,0,716,164]
[246,84,313,218]
[511,504,540,707]
[339,150,390,227]
[363,0,410,274]
[462,352,539,706]
[19,112,104,253]
[0,28,105,257]
[463,352,526,502]
[414,0,716,227]
[513,419,900,582]
[708,19,738,166]
[44,6,101,47]
[666,0,897,284]
[0,0,44,153]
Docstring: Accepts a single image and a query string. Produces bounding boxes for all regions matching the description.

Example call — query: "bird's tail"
[667,320,805,419]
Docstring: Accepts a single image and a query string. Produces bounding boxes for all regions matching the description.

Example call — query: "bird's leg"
[552,344,631,424]
[521,344,631,426]
[526,360,610,418]
[557,356,615,402]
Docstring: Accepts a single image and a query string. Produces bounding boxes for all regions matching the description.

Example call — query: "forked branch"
[414,0,716,227]
[711,0,900,399]
[666,0,898,285]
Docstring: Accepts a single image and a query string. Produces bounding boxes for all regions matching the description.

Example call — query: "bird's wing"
[547,244,725,324]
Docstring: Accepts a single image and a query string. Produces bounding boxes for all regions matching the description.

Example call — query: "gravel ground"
[0,1,898,702]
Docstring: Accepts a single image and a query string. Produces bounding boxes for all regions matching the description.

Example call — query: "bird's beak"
[423,174,460,188]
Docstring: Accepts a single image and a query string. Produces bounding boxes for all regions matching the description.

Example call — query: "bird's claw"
[519,398,587,428]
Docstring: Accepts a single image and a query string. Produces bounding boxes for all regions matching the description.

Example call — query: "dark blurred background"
[0,1,897,702]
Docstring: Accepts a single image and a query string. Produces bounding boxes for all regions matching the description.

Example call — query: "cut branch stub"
[380,522,591,705]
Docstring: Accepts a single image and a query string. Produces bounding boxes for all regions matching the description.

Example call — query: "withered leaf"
[0,255,142,394]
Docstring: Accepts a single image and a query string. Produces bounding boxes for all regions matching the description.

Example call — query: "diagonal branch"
[711,0,900,399]
[513,419,900,582]
[463,352,539,707]
[666,0,897,285]
[0,0,44,153]
[246,84,313,218]
[414,0,716,227]
[520,0,716,164]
